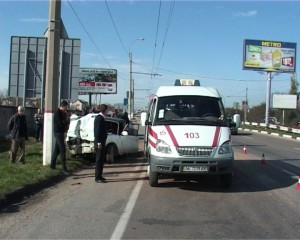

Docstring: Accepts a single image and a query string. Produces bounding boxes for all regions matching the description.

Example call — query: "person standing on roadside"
[34,108,43,142]
[94,104,108,183]
[7,105,28,163]
[50,100,70,175]
[121,111,130,124]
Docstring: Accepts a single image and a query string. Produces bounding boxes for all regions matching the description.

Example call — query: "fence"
[242,121,300,139]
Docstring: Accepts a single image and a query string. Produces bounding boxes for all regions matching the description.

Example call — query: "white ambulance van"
[141,79,234,187]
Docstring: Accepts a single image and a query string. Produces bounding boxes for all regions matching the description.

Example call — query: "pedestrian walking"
[7,105,28,163]
[34,108,43,142]
[94,104,108,183]
[50,100,70,175]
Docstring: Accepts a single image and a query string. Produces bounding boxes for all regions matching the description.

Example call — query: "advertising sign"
[78,68,117,95]
[272,94,297,109]
[243,39,296,72]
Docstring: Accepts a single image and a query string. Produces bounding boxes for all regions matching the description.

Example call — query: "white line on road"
[110,167,146,240]
[243,136,254,140]
[294,148,300,151]
[281,169,298,179]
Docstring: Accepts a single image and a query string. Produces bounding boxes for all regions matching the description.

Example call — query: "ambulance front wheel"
[149,171,158,187]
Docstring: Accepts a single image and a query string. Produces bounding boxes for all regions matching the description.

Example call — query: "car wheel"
[106,144,117,163]
[220,173,232,188]
[149,171,158,187]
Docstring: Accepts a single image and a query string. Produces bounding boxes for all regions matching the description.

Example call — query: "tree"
[0,89,7,98]
[289,74,297,95]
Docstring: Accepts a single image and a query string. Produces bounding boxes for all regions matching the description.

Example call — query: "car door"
[120,123,139,154]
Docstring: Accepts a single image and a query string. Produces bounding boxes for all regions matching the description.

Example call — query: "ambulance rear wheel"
[149,172,158,187]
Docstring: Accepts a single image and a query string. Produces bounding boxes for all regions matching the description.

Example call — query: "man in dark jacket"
[50,100,70,175]
[121,112,130,124]
[94,104,108,183]
[7,106,28,163]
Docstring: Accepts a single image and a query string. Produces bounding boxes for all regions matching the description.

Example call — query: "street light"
[128,37,144,119]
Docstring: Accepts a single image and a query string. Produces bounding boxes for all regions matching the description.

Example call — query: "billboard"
[78,68,117,95]
[272,94,297,109]
[243,39,296,73]
[9,36,80,100]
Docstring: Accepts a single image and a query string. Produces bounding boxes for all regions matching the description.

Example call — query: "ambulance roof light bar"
[174,79,200,86]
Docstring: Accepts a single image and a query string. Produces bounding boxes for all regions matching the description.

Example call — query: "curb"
[0,173,66,211]
[239,127,300,140]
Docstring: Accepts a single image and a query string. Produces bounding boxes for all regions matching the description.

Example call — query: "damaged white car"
[66,113,139,162]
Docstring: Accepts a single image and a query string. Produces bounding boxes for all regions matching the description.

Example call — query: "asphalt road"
[0,132,300,239]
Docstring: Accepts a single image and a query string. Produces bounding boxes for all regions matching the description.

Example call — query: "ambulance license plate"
[182,166,208,172]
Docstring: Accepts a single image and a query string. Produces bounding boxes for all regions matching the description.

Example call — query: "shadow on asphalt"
[152,158,299,193]
[2,150,299,212]
[233,132,252,136]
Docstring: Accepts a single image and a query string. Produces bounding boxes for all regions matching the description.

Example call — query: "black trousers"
[51,133,67,171]
[95,142,106,180]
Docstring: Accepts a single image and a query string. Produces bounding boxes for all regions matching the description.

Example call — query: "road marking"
[294,148,300,151]
[268,161,298,179]
[110,166,146,240]
[281,169,298,179]
[243,136,253,140]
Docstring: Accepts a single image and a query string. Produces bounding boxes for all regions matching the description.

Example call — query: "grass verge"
[0,137,85,199]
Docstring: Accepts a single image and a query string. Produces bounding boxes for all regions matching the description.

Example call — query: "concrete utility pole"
[128,51,133,119]
[128,37,144,119]
[43,0,61,166]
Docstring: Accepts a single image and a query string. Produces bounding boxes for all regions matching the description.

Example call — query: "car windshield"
[154,95,227,126]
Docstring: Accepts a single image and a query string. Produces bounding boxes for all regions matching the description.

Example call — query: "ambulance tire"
[220,173,232,188]
[149,171,158,187]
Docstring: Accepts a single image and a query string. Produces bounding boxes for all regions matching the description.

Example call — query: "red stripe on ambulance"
[148,126,158,148]
[212,126,221,147]
[148,138,156,148]
[165,125,179,147]
[148,126,158,139]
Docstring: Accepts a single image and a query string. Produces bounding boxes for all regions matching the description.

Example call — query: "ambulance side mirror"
[140,112,147,127]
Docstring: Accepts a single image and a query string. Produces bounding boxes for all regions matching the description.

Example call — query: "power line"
[156,67,291,83]
[155,0,175,73]
[151,0,162,73]
[149,0,175,92]
[104,0,128,56]
[66,0,113,69]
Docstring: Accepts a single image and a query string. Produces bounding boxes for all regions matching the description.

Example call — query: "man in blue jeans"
[50,100,70,175]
